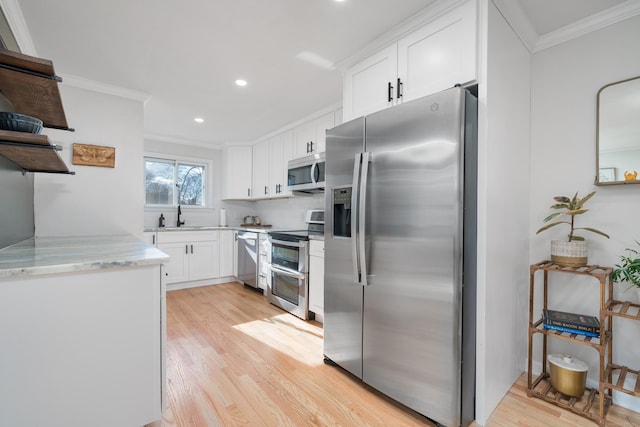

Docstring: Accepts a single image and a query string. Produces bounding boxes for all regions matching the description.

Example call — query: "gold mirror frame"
[595,75,640,186]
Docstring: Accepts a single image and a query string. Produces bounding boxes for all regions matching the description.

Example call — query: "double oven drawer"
[267,236,310,320]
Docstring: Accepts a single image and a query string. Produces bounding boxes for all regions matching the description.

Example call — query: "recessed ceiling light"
[194,117,204,123]
[235,79,248,87]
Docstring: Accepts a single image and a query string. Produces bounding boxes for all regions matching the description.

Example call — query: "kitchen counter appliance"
[267,210,324,319]
[323,87,477,427]
[287,153,325,193]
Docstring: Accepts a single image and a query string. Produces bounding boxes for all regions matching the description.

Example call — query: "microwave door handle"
[310,162,318,184]
[351,154,362,284]
[358,152,370,286]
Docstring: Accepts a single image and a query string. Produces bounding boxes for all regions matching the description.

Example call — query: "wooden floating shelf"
[0,48,74,174]
[0,130,73,174]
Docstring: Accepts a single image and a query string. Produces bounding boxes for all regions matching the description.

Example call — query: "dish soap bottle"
[158,213,165,228]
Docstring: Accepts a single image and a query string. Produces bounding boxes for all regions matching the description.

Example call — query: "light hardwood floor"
[147,282,640,427]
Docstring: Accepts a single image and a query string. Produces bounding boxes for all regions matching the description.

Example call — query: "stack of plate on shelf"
[0,91,43,134]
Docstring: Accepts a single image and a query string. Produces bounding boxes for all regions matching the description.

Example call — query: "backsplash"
[143,193,324,230]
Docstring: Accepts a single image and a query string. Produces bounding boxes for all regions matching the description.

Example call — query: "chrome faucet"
[177,205,185,227]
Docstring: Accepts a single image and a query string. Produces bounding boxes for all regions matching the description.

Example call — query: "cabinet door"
[309,254,324,317]
[269,129,293,197]
[343,44,398,122]
[397,1,477,103]
[309,240,325,317]
[223,146,253,199]
[292,120,316,159]
[313,112,335,154]
[189,240,219,281]
[158,242,189,284]
[252,140,271,199]
[219,230,235,277]
[143,231,157,247]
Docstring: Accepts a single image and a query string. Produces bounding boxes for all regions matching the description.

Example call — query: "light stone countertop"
[0,234,169,279]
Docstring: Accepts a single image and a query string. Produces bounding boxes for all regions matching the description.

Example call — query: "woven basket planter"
[551,240,588,267]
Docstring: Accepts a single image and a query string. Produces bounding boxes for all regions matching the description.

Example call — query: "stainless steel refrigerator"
[323,86,477,427]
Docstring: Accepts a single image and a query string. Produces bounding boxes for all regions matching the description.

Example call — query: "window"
[145,156,206,207]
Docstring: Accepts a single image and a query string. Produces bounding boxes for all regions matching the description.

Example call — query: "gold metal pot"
[548,354,588,397]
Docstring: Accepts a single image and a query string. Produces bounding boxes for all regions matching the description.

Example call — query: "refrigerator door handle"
[358,152,370,286]
[351,154,362,284]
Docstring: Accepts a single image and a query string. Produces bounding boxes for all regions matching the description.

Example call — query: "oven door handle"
[269,238,307,248]
[269,264,305,280]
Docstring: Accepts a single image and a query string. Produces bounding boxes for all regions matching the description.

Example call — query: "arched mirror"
[596,75,640,185]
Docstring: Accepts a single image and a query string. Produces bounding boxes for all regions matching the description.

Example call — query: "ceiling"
[7,0,631,147]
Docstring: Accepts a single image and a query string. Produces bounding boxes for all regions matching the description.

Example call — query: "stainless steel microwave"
[287,153,325,193]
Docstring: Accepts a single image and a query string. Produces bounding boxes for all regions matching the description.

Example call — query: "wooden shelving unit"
[0,47,74,174]
[527,261,615,426]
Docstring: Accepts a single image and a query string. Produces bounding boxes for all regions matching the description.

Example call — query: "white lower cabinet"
[258,233,270,292]
[157,231,219,284]
[143,231,157,246]
[309,239,324,321]
[218,229,235,278]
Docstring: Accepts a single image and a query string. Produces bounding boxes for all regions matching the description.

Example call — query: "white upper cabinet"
[343,1,477,122]
[343,44,398,121]
[251,130,294,200]
[222,146,253,200]
[397,0,477,103]
[252,140,271,199]
[269,129,293,198]
[292,112,335,159]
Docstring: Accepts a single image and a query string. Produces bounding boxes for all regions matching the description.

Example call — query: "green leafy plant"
[612,241,640,290]
[536,191,609,242]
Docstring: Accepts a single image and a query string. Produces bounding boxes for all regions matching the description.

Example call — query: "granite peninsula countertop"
[0,234,169,279]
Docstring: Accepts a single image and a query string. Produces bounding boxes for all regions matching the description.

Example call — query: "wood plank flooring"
[146,282,640,427]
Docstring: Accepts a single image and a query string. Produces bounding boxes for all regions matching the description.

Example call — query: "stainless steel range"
[267,210,324,320]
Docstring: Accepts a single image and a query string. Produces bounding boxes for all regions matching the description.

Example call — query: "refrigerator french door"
[324,87,477,427]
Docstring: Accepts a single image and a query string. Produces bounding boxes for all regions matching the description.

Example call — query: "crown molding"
[491,0,538,52]
[0,0,37,55]
[533,0,640,52]
[60,73,149,102]
[144,132,225,150]
[335,0,467,71]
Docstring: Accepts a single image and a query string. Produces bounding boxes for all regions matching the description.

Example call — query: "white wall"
[34,85,144,237]
[530,14,640,411]
[475,1,532,424]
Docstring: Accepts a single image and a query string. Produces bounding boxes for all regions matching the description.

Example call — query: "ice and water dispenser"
[332,186,352,238]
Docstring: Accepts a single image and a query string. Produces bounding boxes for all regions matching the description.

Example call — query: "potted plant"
[536,191,609,267]
[612,241,640,302]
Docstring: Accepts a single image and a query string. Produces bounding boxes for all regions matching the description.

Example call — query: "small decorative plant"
[536,191,609,241]
[612,241,640,291]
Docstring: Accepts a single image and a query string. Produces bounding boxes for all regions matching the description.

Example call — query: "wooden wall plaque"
[72,143,115,168]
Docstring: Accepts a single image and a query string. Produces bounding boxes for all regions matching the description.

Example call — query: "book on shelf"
[542,309,600,333]
[543,323,600,337]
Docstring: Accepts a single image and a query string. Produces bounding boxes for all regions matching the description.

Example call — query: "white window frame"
[144,152,213,209]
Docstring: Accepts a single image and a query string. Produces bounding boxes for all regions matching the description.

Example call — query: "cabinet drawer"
[157,230,218,244]
[309,239,324,257]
